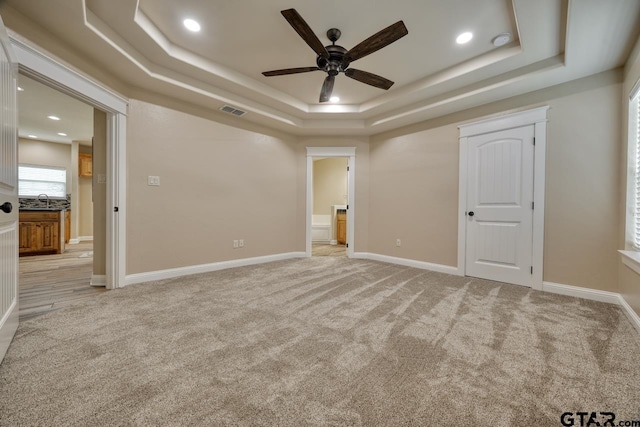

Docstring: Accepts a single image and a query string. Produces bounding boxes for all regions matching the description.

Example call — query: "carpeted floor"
[1,257,639,426]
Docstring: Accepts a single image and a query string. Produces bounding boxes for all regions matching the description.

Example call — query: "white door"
[0,16,19,363]
[465,125,535,286]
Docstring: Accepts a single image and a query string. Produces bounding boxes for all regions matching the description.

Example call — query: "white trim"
[352,252,460,276]
[68,238,80,245]
[458,106,550,137]
[90,274,106,287]
[542,281,621,305]
[457,106,548,291]
[619,250,640,276]
[0,300,18,362]
[124,252,306,286]
[618,295,640,335]
[10,34,128,289]
[306,148,355,258]
[77,236,93,242]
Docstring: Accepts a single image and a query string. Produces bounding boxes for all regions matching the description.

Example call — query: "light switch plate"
[98,174,107,184]
[147,176,160,186]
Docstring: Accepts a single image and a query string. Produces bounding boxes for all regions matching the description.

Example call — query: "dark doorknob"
[1,202,12,213]
[468,211,474,217]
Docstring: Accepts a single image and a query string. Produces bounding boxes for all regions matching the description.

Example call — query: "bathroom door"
[0,15,19,363]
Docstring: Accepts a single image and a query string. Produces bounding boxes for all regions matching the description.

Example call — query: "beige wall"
[93,109,107,276]
[370,70,622,291]
[126,99,299,275]
[78,145,93,237]
[313,158,348,216]
[369,126,459,266]
[619,37,640,315]
[297,137,370,252]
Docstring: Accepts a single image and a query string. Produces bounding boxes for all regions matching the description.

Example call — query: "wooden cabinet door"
[336,212,346,245]
[18,222,35,254]
[37,221,59,253]
[65,210,70,243]
[79,153,93,177]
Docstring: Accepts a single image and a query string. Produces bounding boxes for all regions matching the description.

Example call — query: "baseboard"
[618,294,640,334]
[312,240,331,244]
[124,252,307,286]
[78,236,93,242]
[352,252,460,276]
[68,238,80,245]
[541,281,621,304]
[90,274,106,287]
[330,240,337,245]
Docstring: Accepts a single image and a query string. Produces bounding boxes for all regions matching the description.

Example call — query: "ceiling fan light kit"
[262,8,408,103]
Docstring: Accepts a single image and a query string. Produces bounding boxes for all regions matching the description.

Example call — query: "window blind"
[18,165,67,198]
[634,93,640,249]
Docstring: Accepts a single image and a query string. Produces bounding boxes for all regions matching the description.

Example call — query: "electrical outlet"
[233,240,239,248]
[239,239,244,248]
[97,174,107,184]
[396,239,401,247]
[147,176,160,186]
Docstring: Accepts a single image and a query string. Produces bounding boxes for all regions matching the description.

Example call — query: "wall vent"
[220,105,247,117]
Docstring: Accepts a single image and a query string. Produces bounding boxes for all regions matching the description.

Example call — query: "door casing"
[457,106,549,290]
[9,32,128,289]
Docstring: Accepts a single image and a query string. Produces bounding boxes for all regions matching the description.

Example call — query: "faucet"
[37,194,49,208]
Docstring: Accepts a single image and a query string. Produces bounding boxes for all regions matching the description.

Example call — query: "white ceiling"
[2,0,640,136]
[17,75,94,145]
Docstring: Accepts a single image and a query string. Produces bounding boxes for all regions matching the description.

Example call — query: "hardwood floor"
[19,241,106,320]
[312,243,346,257]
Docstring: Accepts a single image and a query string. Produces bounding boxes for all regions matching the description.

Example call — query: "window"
[629,84,640,249]
[18,165,67,198]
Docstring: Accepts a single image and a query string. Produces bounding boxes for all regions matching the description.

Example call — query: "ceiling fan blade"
[344,68,394,90]
[319,75,335,103]
[262,67,320,77]
[281,9,329,59]
[343,21,408,65]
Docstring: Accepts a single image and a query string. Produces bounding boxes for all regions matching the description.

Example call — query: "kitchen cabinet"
[79,153,92,177]
[19,211,63,256]
[336,210,347,245]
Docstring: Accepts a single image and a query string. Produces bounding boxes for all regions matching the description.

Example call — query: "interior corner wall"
[78,144,93,237]
[126,99,299,275]
[93,109,107,276]
[313,158,348,215]
[297,137,370,253]
[369,70,622,292]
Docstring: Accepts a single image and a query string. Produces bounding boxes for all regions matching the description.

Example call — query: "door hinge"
[347,166,350,171]
[113,207,119,212]
[346,205,349,210]
[530,266,533,275]
[533,137,536,146]
[346,243,349,248]
[531,201,534,210]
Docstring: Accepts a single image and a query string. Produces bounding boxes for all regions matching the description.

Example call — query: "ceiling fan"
[262,9,408,103]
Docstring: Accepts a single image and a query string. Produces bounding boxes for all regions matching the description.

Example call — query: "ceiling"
[17,74,94,145]
[2,0,640,136]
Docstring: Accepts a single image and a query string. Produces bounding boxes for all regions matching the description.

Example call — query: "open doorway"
[306,146,356,257]
[16,74,104,319]
[311,157,348,257]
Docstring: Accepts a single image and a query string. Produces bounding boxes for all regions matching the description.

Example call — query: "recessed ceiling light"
[28,135,37,139]
[330,96,340,103]
[57,132,67,136]
[492,32,512,47]
[48,115,61,121]
[456,32,473,44]
[183,18,201,32]
[17,87,24,92]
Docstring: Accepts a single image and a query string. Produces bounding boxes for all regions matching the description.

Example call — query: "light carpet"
[1,257,639,426]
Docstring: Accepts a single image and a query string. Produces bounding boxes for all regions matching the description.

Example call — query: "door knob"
[0,202,12,213]
[468,211,474,217]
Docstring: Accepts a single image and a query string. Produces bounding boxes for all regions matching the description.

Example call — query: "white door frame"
[306,147,356,257]
[457,106,548,290]
[9,33,128,289]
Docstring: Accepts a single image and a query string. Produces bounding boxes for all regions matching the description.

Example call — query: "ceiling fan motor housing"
[316,44,348,74]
